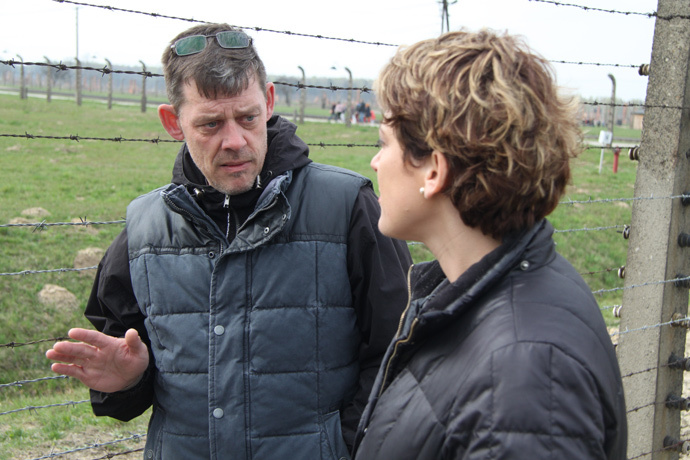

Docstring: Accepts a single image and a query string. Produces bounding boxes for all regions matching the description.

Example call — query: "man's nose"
[220,122,248,151]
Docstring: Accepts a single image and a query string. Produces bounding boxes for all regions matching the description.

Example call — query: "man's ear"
[158,104,185,141]
[265,82,275,119]
[422,150,450,199]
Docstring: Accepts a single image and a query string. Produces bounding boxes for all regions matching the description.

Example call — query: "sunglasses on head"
[171,30,252,57]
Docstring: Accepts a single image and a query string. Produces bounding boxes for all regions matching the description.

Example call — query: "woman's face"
[370,123,427,241]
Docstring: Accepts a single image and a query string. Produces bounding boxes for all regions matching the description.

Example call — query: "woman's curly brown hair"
[375,29,582,240]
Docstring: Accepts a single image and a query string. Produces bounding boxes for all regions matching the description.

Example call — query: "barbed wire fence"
[1,0,687,459]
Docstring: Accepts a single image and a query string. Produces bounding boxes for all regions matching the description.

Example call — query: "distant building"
[632,110,644,130]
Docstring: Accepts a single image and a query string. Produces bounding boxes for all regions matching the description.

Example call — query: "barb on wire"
[0,375,68,389]
[25,433,146,460]
[0,337,69,349]
[626,400,660,414]
[52,0,397,47]
[0,399,89,416]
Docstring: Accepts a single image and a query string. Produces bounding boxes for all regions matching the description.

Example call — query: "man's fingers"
[50,341,97,360]
[50,362,85,380]
[46,349,76,363]
[124,329,144,351]
[68,328,117,349]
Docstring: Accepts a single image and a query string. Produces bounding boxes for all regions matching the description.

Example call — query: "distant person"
[47,22,412,460]
[328,101,338,122]
[335,102,346,122]
[352,29,627,459]
[356,101,368,123]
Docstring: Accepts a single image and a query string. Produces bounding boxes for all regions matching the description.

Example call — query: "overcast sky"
[2,0,658,101]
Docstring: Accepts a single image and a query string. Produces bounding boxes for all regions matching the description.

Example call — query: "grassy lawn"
[0,93,637,457]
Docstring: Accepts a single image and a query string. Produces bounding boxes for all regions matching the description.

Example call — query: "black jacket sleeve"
[339,184,413,448]
[84,228,154,421]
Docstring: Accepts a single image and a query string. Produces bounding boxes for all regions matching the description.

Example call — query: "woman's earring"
[419,187,425,196]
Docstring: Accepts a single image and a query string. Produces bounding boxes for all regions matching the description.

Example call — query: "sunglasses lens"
[174,35,208,56]
[216,31,251,49]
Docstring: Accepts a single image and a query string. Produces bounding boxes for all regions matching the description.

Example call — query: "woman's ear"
[158,104,185,141]
[422,150,450,199]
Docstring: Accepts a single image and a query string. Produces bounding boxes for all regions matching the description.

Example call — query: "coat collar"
[410,220,554,329]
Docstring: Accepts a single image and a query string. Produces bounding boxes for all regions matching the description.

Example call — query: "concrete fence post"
[139,60,147,113]
[105,58,113,110]
[616,0,690,458]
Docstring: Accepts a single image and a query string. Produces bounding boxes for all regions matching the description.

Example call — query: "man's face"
[174,78,275,195]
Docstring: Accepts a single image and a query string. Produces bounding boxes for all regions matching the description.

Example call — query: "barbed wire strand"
[0,131,380,147]
[0,399,89,416]
[554,224,625,233]
[0,218,628,233]
[89,447,145,460]
[1,57,647,83]
[613,313,690,338]
[0,130,640,153]
[24,433,146,460]
[529,0,690,21]
[0,375,68,389]
[528,0,655,17]
[0,337,69,349]
[0,219,125,230]
[52,0,397,47]
[0,266,98,277]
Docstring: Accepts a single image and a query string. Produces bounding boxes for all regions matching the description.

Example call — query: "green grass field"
[0,94,637,458]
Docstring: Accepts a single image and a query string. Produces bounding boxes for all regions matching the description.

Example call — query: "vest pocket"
[322,410,351,460]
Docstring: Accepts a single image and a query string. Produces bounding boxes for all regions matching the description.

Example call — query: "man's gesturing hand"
[46,328,149,393]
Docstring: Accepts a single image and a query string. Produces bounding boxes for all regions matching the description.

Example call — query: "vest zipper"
[378,264,416,397]
[223,195,231,239]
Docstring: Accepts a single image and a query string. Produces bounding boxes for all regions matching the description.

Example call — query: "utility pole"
[440,0,457,34]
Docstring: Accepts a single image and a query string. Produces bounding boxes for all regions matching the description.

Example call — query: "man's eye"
[245,115,257,122]
[206,121,218,128]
